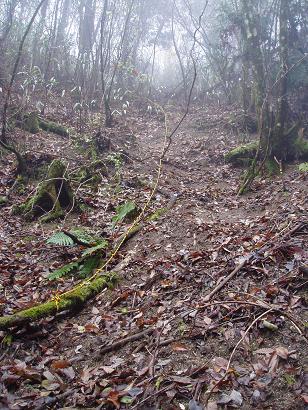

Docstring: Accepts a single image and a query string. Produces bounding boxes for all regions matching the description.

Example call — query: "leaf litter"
[0,105,307,409]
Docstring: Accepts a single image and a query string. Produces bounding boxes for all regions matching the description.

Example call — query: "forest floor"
[0,103,307,410]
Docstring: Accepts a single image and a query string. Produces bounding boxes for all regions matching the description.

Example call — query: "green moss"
[0,196,8,206]
[74,166,102,186]
[298,162,308,172]
[40,209,65,223]
[147,207,167,221]
[47,159,66,179]
[13,197,35,218]
[14,175,27,194]
[225,141,258,165]
[16,159,74,222]
[283,374,296,387]
[38,118,69,137]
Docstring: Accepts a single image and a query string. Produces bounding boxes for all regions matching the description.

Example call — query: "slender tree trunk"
[241,0,271,157]
[272,0,289,158]
[171,8,187,103]
[148,21,164,99]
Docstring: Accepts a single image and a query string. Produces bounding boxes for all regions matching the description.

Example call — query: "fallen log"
[0,272,117,331]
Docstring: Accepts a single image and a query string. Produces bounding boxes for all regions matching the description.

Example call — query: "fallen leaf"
[275,346,289,360]
[172,342,189,352]
[51,360,70,370]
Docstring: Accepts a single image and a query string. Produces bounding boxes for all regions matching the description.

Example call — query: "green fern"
[81,240,108,257]
[47,232,75,246]
[78,255,100,278]
[112,201,138,226]
[48,261,79,280]
[47,229,103,247]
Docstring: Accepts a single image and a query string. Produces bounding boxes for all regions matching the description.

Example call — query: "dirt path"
[0,107,307,409]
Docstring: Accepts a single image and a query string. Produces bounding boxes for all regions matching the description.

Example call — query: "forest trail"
[0,106,307,409]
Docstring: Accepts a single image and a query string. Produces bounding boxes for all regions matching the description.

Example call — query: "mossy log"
[38,118,69,137]
[0,273,117,330]
[13,109,68,136]
[225,135,308,167]
[16,159,73,221]
[225,141,258,165]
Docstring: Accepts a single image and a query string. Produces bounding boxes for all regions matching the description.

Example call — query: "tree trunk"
[272,0,289,159]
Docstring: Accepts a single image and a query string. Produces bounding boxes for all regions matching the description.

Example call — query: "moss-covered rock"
[12,108,68,137]
[14,111,39,134]
[298,162,308,172]
[225,141,258,166]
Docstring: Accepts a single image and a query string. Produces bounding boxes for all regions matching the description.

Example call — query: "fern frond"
[81,240,108,257]
[47,232,75,246]
[112,201,138,226]
[78,256,100,278]
[48,262,79,280]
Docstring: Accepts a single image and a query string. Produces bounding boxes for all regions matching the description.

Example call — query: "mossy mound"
[225,141,258,166]
[73,160,109,187]
[15,159,74,222]
[26,112,40,133]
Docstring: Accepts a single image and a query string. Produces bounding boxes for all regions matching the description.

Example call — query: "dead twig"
[204,259,248,302]
[99,327,154,355]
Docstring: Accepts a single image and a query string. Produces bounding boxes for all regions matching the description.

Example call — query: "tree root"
[0,272,117,330]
